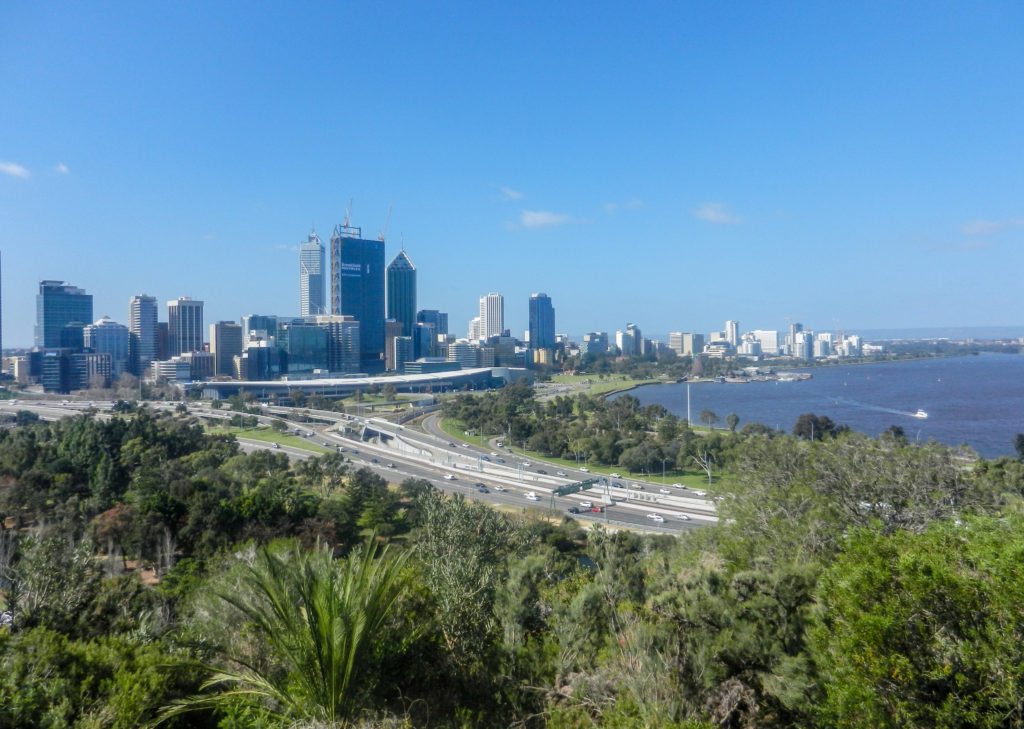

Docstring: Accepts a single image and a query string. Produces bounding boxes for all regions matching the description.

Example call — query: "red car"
[589,506,604,513]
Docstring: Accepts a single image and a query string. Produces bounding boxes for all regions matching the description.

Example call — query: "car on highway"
[272,442,280,448]
[567,506,580,514]
[672,483,686,489]
[579,501,593,508]
[647,513,664,522]
[579,467,589,472]
[493,484,506,491]
[556,471,567,477]
[496,458,505,463]
[477,485,489,493]
[444,474,456,480]
[496,441,503,447]
[525,492,539,501]
[612,482,624,488]
[323,443,330,447]
[659,488,671,494]
[480,455,489,461]
[386,463,396,469]
[490,451,498,456]
[610,473,621,478]
[371,458,378,464]
[676,513,691,521]
[589,506,604,513]
[536,469,547,475]
[694,490,707,497]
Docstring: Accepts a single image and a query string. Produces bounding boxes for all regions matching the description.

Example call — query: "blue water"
[618,354,1024,459]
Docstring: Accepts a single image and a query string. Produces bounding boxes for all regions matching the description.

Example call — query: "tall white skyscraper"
[129,294,158,374]
[479,293,504,339]
[299,231,326,317]
[725,320,739,347]
[167,297,204,356]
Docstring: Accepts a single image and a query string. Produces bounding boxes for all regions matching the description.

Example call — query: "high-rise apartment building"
[725,320,739,347]
[209,321,243,376]
[35,281,93,348]
[479,293,504,339]
[386,250,416,337]
[299,231,326,317]
[528,293,555,351]
[129,294,158,375]
[330,224,385,372]
[167,297,204,356]
[84,317,130,376]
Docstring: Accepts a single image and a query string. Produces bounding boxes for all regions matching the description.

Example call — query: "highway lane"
[0,398,710,533]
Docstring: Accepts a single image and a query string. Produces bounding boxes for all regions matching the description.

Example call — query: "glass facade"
[329,225,384,372]
[35,281,93,349]
[386,250,416,337]
[528,293,555,350]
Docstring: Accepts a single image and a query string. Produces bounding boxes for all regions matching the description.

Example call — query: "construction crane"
[378,204,392,242]
[342,198,353,228]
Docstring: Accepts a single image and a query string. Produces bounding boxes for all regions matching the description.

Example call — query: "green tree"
[1014,432,1024,461]
[381,384,397,402]
[699,409,719,429]
[725,413,739,432]
[809,516,1024,728]
[159,538,410,726]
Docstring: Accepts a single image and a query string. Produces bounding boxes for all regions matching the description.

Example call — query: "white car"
[493,484,506,491]
[676,513,692,521]
[525,492,540,501]
[490,451,498,456]
[659,488,671,494]
[556,471,568,477]
[647,513,665,522]
[672,483,686,489]
[610,473,621,478]
[579,467,589,472]
[444,474,456,480]
[694,490,707,497]
[579,501,593,509]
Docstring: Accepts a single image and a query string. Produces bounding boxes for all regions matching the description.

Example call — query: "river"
[616,353,1024,459]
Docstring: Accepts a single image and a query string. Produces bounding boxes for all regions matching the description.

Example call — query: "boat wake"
[833,398,927,420]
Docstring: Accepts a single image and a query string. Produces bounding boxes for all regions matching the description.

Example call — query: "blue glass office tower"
[330,224,385,372]
[35,281,93,348]
[386,250,416,337]
[528,293,555,351]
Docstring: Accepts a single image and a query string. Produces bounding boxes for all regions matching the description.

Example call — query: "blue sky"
[2,1,1022,346]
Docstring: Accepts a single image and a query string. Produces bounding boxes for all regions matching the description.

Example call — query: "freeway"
[0,397,716,533]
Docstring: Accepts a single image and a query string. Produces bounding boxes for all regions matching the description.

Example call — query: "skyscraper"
[209,321,243,376]
[299,231,326,317]
[725,320,739,347]
[35,281,93,349]
[479,293,504,339]
[330,223,385,372]
[386,250,416,337]
[129,294,158,374]
[167,297,204,356]
[528,293,555,351]
[84,316,130,376]
[416,309,448,335]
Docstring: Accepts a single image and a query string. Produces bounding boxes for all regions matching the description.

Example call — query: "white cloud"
[603,199,645,214]
[55,163,69,174]
[961,219,1024,236]
[275,243,299,252]
[520,210,576,229]
[693,202,741,224]
[500,186,524,201]
[0,162,30,179]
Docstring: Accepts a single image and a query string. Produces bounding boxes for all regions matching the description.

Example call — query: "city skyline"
[2,3,1023,345]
